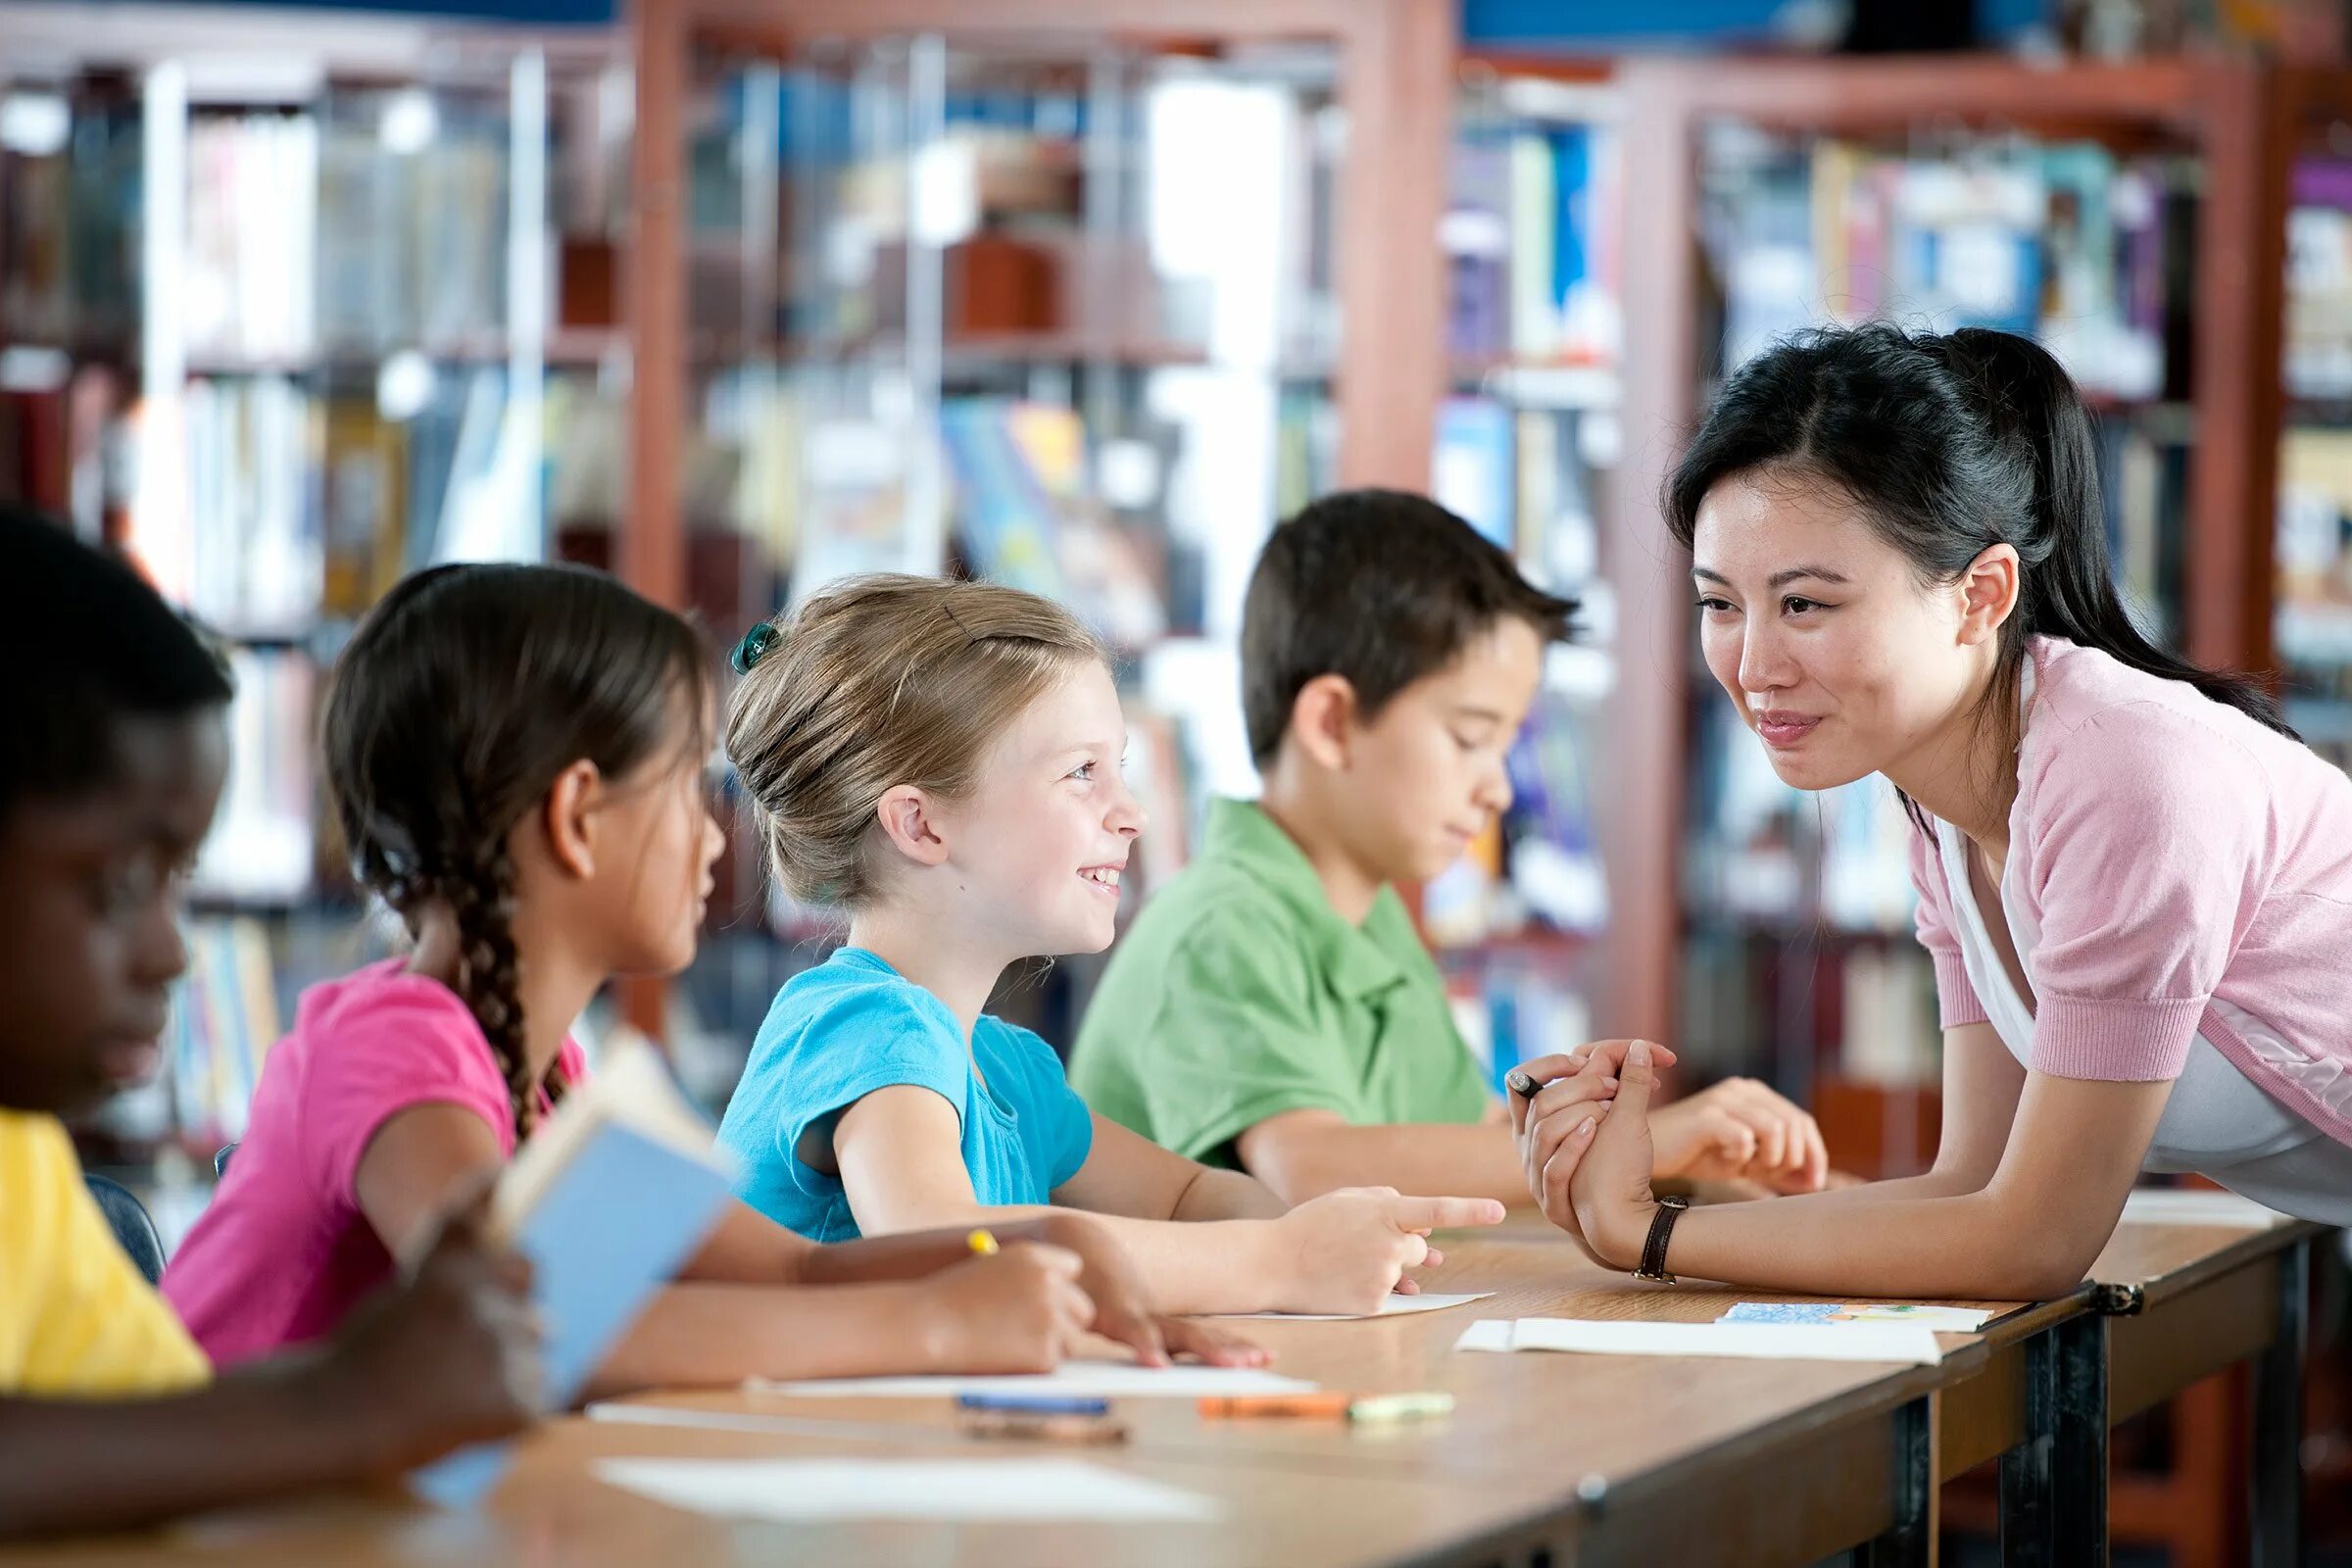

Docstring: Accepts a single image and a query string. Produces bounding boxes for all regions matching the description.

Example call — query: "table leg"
[2250,1237,2309,1568]
[1858,1394,1937,1567]
[1999,1312,2108,1567]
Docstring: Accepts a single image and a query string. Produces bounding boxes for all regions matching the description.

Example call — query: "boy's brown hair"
[1240,489,1577,763]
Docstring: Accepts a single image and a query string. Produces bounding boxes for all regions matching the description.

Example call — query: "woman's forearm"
[1657,1186,2091,1301]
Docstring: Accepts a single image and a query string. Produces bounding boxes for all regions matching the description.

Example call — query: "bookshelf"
[0,4,628,1162]
[1419,56,1623,1090]
[626,0,1459,1053]
[1605,51,2292,1094]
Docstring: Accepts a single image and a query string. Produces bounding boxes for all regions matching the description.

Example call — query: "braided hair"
[323,564,710,1139]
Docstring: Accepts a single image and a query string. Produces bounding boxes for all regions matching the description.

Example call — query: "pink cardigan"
[1910,637,2352,1149]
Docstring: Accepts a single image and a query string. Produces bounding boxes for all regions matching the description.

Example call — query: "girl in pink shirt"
[1514,322,2352,1299]
[164,563,1249,1386]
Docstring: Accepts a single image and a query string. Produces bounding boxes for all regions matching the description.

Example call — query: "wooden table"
[2004,1215,2328,1568]
[17,1216,2326,1568]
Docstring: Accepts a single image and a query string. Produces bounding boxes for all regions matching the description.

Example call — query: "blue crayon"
[956,1394,1113,1416]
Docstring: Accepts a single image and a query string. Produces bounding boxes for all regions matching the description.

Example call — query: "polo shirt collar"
[1202,797,1409,1002]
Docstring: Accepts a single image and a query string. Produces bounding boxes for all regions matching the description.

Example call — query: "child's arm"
[353,1104,1142,1386]
[1058,1114,1288,1222]
[0,1197,537,1541]
[834,1087,1504,1314]
[585,1251,1100,1396]
[1236,1113,1533,1205]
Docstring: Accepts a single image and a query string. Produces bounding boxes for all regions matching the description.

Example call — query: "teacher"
[1516,322,2352,1298]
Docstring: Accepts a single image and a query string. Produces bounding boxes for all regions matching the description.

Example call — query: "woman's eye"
[1695,596,1736,615]
[1784,596,1825,615]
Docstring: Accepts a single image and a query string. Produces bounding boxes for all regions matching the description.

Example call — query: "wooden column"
[1601,60,1703,1046]
[1333,0,1455,490]
[626,0,689,613]
[621,0,689,1038]
[2187,57,2289,678]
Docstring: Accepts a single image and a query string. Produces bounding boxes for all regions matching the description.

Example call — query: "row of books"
[1678,932,1941,1095]
[192,648,319,906]
[121,367,563,635]
[1430,396,1606,592]
[1702,130,2187,401]
[188,105,509,363]
[2287,161,2352,402]
[2274,429,2352,669]
[0,91,139,351]
[1446,119,1622,369]
[1447,962,1595,1102]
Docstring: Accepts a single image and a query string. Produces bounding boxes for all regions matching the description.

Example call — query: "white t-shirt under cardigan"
[1908,637,2352,1225]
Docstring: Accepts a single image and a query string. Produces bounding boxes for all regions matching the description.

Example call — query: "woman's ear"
[1957,543,2022,646]
[538,759,604,880]
[1288,673,1360,772]
[873,784,952,868]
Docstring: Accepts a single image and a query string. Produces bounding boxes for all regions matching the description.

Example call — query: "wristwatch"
[1633,1195,1690,1283]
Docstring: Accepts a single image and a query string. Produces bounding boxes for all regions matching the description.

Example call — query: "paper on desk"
[2120,1188,2289,1229]
[1719,1302,1992,1332]
[597,1457,1220,1523]
[1453,1317,1943,1366]
[1214,1291,1494,1322]
[750,1362,1317,1399]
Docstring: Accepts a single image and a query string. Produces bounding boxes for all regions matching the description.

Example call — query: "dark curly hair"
[321,563,710,1139]
[0,505,233,820]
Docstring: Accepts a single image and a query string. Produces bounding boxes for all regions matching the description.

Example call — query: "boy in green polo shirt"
[1069,489,1829,1204]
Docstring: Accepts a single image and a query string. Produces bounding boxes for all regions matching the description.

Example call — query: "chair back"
[83,1173,166,1287]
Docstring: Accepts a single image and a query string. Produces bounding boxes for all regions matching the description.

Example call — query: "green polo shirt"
[1068,797,1492,1166]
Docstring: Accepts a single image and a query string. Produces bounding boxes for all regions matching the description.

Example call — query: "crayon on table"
[959,1412,1130,1446]
[956,1395,1112,1417]
[1199,1394,1353,1419]
[1348,1392,1455,1425]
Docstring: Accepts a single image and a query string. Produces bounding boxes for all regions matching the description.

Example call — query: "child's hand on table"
[1021,1214,1268,1368]
[1264,1189,1507,1315]
[1651,1078,1829,1194]
[916,1243,1097,1374]
[322,1186,545,1473]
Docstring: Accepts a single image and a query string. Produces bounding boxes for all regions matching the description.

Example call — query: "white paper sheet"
[1453,1318,1515,1353]
[588,1401,948,1445]
[1215,1291,1494,1322]
[1453,1317,1943,1366]
[750,1362,1317,1399]
[596,1457,1220,1523]
[2120,1188,2289,1229]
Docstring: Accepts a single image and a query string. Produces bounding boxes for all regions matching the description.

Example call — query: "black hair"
[1241,489,1578,763]
[322,563,710,1140]
[1666,324,2290,799]
[0,504,234,821]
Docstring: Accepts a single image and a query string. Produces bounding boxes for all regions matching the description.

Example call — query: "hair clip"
[731,621,781,675]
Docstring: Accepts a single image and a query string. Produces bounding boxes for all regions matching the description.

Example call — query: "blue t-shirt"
[717,948,1097,1242]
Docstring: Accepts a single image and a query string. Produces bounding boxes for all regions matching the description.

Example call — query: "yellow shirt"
[0,1110,210,1396]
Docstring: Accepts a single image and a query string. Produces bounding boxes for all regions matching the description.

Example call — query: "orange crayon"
[1198,1394,1352,1419]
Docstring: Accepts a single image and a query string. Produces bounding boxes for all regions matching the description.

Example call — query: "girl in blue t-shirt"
[718,575,1504,1315]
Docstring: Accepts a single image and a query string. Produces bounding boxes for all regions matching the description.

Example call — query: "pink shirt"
[1910,637,2352,1147]
[162,960,586,1366]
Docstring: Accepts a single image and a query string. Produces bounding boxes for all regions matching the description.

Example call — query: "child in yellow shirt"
[0,507,541,1538]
